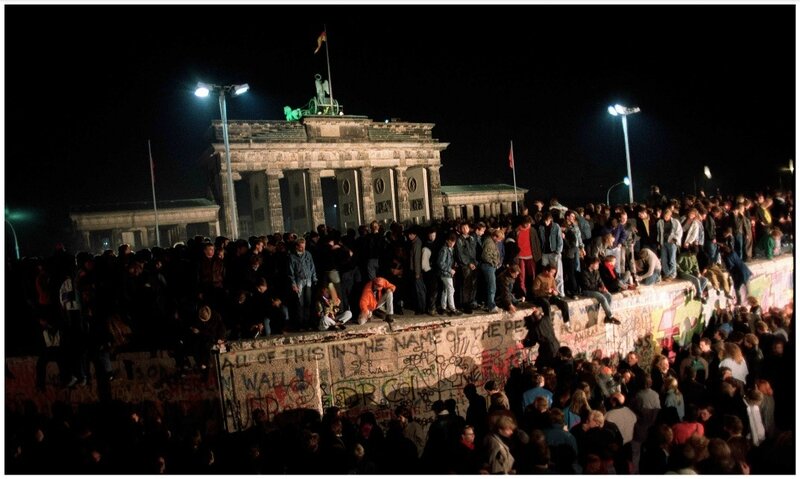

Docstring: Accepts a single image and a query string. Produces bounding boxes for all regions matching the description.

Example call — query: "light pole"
[606,176,630,206]
[693,166,712,195]
[779,159,794,189]
[608,104,640,203]
[5,218,20,260]
[195,82,250,240]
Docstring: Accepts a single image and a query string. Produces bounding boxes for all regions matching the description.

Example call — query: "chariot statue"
[283,73,343,121]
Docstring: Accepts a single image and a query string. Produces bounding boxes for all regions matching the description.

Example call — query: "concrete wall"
[215,256,794,432]
[6,256,793,433]
[5,351,220,423]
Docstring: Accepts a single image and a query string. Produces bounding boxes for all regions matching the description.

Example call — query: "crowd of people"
[5,185,795,473]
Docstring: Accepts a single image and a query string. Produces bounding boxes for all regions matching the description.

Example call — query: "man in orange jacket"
[358,277,396,325]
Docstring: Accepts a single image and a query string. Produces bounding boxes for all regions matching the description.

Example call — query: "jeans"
[459,265,478,308]
[678,272,708,298]
[661,242,678,278]
[562,255,580,296]
[367,258,380,280]
[704,242,719,264]
[424,270,439,312]
[319,310,352,331]
[377,290,394,314]
[582,290,614,320]
[639,268,661,285]
[531,295,570,323]
[294,284,314,329]
[734,233,744,259]
[340,268,356,313]
[440,277,456,311]
[480,263,497,310]
[412,277,427,313]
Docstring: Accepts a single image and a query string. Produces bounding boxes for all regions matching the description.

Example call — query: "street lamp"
[5,208,25,260]
[195,82,250,240]
[5,219,20,260]
[779,159,794,189]
[606,177,630,206]
[694,166,713,195]
[608,104,640,203]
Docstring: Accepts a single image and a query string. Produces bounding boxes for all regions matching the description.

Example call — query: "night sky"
[4,4,796,256]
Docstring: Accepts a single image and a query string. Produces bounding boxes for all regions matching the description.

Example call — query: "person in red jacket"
[358,277,396,325]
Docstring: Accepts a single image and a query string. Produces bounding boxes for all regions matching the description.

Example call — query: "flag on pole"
[508,143,514,169]
[314,31,327,54]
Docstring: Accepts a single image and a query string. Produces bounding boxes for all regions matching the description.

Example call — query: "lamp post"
[693,166,712,195]
[779,159,794,189]
[606,177,631,206]
[195,82,250,240]
[608,104,640,203]
[5,218,20,260]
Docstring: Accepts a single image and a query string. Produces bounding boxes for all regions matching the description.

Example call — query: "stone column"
[81,231,91,251]
[266,171,284,233]
[503,202,513,215]
[146,227,157,247]
[176,224,188,243]
[111,228,122,248]
[360,167,376,223]
[446,206,457,220]
[140,228,150,248]
[478,204,486,219]
[394,166,411,223]
[307,169,325,229]
[427,166,444,220]
[220,171,236,238]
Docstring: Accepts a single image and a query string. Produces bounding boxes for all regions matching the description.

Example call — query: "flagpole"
[511,140,519,214]
[148,139,161,247]
[323,24,334,107]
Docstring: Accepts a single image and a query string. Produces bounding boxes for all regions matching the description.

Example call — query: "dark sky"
[4,4,796,255]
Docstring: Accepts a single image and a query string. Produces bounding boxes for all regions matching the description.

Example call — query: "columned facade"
[203,116,448,236]
[441,185,527,221]
[70,199,220,253]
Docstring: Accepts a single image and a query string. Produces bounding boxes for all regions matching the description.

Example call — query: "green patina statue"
[283,73,343,121]
[283,106,304,122]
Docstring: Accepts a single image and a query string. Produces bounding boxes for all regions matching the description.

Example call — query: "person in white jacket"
[744,389,766,447]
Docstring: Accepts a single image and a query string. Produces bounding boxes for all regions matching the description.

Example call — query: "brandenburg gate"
[204,115,447,237]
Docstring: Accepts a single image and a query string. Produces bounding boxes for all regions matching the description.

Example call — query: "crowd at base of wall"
[7,255,792,436]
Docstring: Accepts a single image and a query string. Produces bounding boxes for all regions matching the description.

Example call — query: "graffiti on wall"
[6,257,791,430]
[217,257,792,432]
[5,353,219,417]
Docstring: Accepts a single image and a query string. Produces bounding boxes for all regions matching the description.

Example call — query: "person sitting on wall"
[580,256,621,325]
[496,264,525,314]
[531,264,572,333]
[635,247,662,286]
[599,255,636,293]
[316,283,351,331]
[358,276,396,325]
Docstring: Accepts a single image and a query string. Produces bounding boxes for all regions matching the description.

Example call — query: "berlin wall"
[215,256,794,432]
[5,256,793,433]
